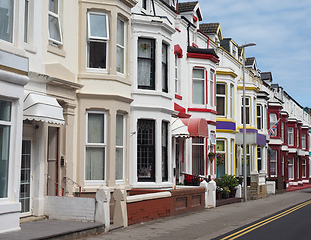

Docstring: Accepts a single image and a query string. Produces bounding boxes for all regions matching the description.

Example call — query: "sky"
[179,0,311,107]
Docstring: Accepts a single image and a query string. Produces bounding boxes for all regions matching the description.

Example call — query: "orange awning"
[180,118,208,138]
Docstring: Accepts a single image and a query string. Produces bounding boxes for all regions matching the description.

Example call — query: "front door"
[20,139,32,216]
[47,127,59,196]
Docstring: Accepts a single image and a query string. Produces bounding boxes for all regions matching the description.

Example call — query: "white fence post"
[207,180,216,208]
[113,186,128,227]
[95,186,110,232]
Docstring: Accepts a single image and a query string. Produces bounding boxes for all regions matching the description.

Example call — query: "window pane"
[0,100,11,121]
[117,46,124,73]
[49,0,58,13]
[116,114,124,146]
[89,41,107,68]
[193,81,204,104]
[162,122,168,181]
[137,38,154,89]
[89,13,107,38]
[0,0,14,42]
[48,15,61,42]
[0,125,10,198]
[115,148,123,180]
[138,39,154,58]
[85,148,105,180]
[216,140,225,151]
[216,96,225,115]
[216,84,225,94]
[138,59,153,87]
[193,69,204,79]
[24,0,29,43]
[88,113,105,143]
[117,18,124,46]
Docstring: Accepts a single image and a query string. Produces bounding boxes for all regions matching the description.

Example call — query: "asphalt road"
[216,198,311,240]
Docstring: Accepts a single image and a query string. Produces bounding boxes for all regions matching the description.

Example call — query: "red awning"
[180,118,208,138]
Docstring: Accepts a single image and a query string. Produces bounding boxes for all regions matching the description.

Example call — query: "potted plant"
[220,174,239,198]
[216,153,225,164]
[208,152,216,162]
[222,187,230,199]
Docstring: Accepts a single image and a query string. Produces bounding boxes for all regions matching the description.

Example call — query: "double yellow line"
[221,199,311,240]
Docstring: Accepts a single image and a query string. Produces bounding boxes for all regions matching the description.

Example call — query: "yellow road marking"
[221,200,311,240]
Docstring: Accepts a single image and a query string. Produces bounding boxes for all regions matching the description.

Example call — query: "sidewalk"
[1,186,311,240]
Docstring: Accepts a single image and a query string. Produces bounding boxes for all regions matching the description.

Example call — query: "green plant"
[220,174,239,190]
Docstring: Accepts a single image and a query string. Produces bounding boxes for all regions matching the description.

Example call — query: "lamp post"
[240,43,256,202]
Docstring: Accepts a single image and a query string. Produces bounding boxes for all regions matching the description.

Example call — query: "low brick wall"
[127,187,205,225]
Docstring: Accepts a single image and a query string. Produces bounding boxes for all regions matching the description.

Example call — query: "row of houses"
[1,0,310,233]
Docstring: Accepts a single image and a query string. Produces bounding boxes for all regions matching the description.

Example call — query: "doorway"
[47,127,59,196]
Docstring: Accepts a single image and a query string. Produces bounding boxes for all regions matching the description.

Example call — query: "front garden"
[215,174,239,199]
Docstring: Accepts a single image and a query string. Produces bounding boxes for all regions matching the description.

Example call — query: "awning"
[171,118,190,138]
[23,92,65,125]
[180,118,208,138]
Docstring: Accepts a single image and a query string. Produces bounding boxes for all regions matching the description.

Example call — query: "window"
[216,140,226,178]
[232,44,237,58]
[24,0,29,43]
[282,156,284,177]
[193,69,205,104]
[137,119,155,181]
[241,97,250,124]
[269,113,278,136]
[115,114,125,181]
[116,18,125,74]
[257,147,262,172]
[162,43,168,93]
[288,158,294,180]
[281,121,284,142]
[297,129,299,147]
[229,84,233,118]
[137,38,155,90]
[0,0,14,42]
[0,100,12,198]
[192,138,204,176]
[210,70,215,106]
[302,159,306,178]
[216,83,226,116]
[174,55,179,94]
[87,12,109,69]
[162,121,168,181]
[302,133,306,149]
[142,0,147,10]
[288,127,294,146]
[85,112,106,181]
[270,149,277,177]
[257,105,262,130]
[48,0,62,45]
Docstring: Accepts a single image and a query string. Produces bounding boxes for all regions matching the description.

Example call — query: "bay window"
[302,133,306,149]
[162,121,168,181]
[49,0,62,45]
[270,149,277,177]
[115,114,125,181]
[241,97,250,124]
[288,158,294,180]
[288,127,294,146]
[216,83,226,116]
[0,0,14,43]
[137,38,155,90]
[162,43,168,92]
[257,104,263,130]
[0,100,12,198]
[210,70,215,106]
[85,111,107,181]
[193,69,205,104]
[87,12,109,69]
[229,84,233,118]
[116,18,125,74]
[192,137,204,176]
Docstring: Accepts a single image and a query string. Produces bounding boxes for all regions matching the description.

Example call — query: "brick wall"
[44,196,96,221]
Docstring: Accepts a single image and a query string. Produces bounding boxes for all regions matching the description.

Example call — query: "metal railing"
[63,176,85,197]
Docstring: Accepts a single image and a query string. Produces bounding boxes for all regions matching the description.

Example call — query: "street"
[81,189,311,240]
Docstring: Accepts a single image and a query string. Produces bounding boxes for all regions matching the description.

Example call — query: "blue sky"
[179,0,311,107]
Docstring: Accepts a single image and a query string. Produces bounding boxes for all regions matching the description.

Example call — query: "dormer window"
[232,44,237,58]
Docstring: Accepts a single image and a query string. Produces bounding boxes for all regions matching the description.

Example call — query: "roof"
[261,72,273,81]
[187,46,219,58]
[178,1,199,13]
[245,57,255,66]
[199,23,220,34]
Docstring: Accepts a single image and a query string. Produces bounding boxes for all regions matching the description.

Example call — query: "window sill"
[47,44,66,58]
[24,43,37,54]
[86,68,108,74]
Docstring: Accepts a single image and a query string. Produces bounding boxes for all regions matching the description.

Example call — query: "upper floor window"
[24,0,29,43]
[281,121,284,142]
[229,84,233,118]
[87,12,109,69]
[216,83,226,116]
[116,18,125,74]
[210,70,215,106]
[257,104,263,130]
[288,127,294,146]
[49,0,62,45]
[137,38,155,90]
[269,113,278,136]
[142,0,147,10]
[0,100,12,198]
[0,0,14,43]
[297,129,299,147]
[302,133,306,149]
[162,43,168,93]
[241,97,250,124]
[85,111,107,181]
[174,55,179,94]
[193,68,205,105]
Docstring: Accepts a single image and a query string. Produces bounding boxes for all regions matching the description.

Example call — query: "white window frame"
[241,96,250,124]
[216,83,226,117]
[115,113,125,183]
[24,0,29,43]
[288,158,294,180]
[85,111,107,184]
[269,113,278,137]
[48,0,63,45]
[0,0,14,43]
[87,11,109,71]
[257,104,262,130]
[297,129,299,148]
[230,84,233,118]
[116,17,125,74]
[281,121,284,142]
[270,149,277,177]
[302,159,306,178]
[288,127,294,146]
[302,133,306,149]
[192,68,205,105]
[210,70,215,106]
[174,54,179,94]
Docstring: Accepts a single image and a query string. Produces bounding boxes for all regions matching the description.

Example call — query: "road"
[216,198,311,240]
[82,189,311,240]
